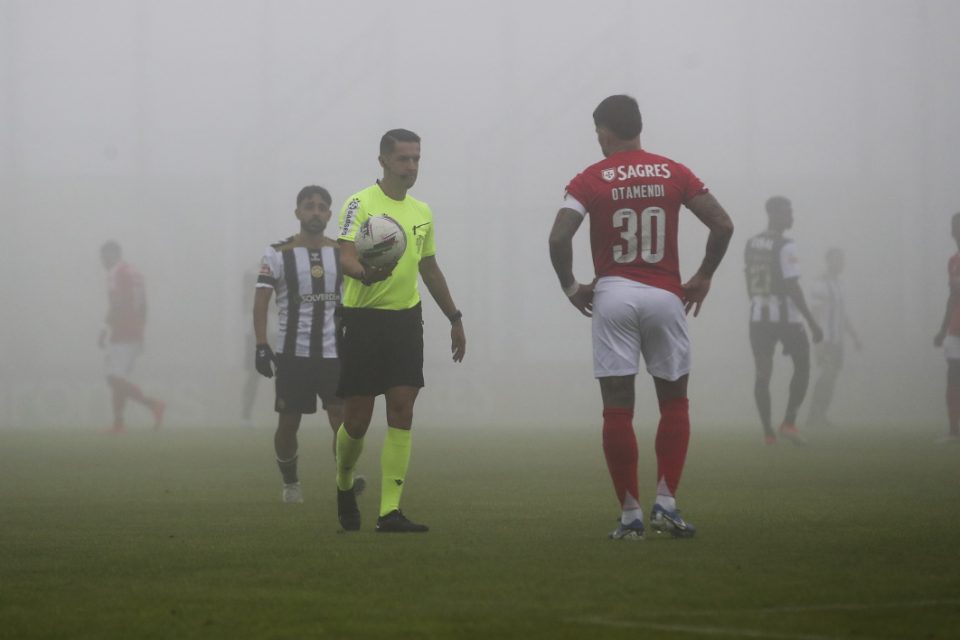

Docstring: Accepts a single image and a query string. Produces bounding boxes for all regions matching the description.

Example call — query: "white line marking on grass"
[635,598,960,618]
[569,617,853,640]
[729,599,960,615]
[568,600,960,639]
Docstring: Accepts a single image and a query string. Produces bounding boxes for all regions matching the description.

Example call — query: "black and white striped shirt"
[257,236,342,358]
[744,231,802,324]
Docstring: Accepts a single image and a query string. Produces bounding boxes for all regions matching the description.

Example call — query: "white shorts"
[591,276,690,381]
[105,342,142,379]
[945,335,960,361]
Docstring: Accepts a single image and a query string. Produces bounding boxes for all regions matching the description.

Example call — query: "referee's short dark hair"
[296,185,332,207]
[380,129,421,156]
[593,95,643,140]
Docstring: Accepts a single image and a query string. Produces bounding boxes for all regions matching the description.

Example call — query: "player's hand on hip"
[451,323,466,362]
[255,343,278,378]
[568,282,594,318]
[681,273,712,317]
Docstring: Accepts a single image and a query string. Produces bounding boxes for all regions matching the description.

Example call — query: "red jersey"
[564,149,707,298]
[106,261,146,343]
[949,253,960,336]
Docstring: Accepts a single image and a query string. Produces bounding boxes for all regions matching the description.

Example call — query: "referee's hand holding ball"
[360,260,397,286]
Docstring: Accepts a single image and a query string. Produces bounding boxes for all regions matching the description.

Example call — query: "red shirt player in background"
[933,212,960,443]
[99,240,165,433]
[549,95,734,539]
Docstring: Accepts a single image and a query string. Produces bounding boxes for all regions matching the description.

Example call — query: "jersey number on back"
[746,263,772,296]
[612,207,665,264]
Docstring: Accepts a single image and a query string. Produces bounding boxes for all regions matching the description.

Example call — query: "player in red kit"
[99,241,165,433]
[549,95,734,539]
[933,212,960,443]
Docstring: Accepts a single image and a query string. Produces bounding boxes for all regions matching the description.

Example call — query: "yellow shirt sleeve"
[338,196,367,242]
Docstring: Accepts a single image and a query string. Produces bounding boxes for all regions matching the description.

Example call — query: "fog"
[2,0,958,431]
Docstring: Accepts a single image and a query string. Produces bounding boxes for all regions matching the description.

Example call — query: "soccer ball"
[355,215,407,268]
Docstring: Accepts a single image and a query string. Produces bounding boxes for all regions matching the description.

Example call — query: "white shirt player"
[809,275,846,346]
[257,241,341,359]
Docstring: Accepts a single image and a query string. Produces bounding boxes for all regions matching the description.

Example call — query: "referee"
[334,129,466,533]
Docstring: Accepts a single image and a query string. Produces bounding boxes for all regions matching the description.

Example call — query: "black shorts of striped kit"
[274,354,342,415]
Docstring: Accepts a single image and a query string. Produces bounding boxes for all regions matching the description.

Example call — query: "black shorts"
[337,304,424,398]
[274,354,343,415]
[750,322,809,361]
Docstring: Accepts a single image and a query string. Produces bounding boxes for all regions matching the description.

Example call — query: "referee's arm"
[420,256,466,362]
[338,240,393,285]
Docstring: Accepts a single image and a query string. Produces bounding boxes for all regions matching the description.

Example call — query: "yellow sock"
[335,425,364,491]
[379,427,412,517]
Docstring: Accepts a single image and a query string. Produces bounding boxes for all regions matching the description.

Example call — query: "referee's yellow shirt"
[337,182,436,310]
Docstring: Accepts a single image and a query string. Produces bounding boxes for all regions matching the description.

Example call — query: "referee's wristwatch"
[447,309,463,325]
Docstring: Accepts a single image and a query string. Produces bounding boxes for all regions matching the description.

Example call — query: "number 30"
[612,207,665,264]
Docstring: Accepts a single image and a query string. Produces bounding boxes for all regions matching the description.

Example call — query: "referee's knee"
[385,406,414,429]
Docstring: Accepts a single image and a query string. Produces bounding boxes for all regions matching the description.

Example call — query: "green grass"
[2,423,959,639]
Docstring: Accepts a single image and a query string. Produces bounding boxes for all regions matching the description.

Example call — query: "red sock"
[948,385,960,435]
[655,397,690,497]
[602,408,639,509]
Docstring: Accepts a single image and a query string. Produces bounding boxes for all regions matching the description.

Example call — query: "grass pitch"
[1,422,959,639]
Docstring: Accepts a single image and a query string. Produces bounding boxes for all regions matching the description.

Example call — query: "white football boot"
[282,482,304,503]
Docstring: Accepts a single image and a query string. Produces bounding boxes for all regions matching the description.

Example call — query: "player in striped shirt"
[744,197,823,445]
[99,241,165,434]
[933,212,960,443]
[253,186,364,503]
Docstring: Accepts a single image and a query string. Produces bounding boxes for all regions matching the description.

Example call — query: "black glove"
[255,343,278,378]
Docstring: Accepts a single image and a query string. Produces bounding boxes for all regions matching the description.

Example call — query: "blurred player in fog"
[933,212,960,443]
[744,197,822,445]
[806,248,861,428]
[549,95,734,540]
[98,240,165,433]
[254,186,364,503]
